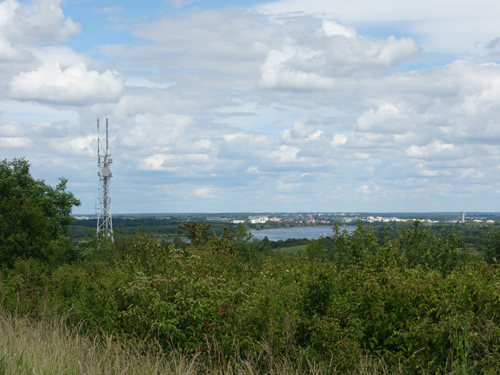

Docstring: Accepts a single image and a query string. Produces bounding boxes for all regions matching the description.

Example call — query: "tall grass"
[0,313,193,375]
[0,313,408,375]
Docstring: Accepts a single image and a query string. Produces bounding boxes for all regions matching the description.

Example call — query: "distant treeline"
[70,218,499,256]
[68,217,327,241]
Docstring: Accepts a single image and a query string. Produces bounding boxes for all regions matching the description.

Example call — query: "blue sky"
[2,0,500,213]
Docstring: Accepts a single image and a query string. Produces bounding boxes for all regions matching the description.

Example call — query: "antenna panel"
[102,166,111,177]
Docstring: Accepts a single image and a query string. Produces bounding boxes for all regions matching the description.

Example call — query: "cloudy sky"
[1,0,500,213]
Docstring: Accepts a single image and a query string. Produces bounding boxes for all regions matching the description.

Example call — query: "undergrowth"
[2,222,500,373]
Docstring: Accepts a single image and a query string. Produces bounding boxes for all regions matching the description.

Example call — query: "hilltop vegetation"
[69,213,499,259]
[0,158,80,269]
[3,159,500,373]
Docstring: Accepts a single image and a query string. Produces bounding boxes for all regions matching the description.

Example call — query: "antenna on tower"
[97,118,113,240]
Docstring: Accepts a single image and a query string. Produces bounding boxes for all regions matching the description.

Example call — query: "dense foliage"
[4,160,500,373]
[0,158,80,268]
[2,221,500,373]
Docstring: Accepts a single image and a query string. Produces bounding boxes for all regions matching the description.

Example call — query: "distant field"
[274,244,307,254]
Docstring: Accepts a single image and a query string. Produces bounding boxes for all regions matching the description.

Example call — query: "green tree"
[0,158,81,268]
[397,220,460,275]
[328,221,379,266]
[485,227,500,264]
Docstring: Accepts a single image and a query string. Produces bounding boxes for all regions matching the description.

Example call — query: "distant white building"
[232,219,245,224]
[248,216,269,224]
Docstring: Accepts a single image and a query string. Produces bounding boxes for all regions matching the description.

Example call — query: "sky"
[1,0,500,214]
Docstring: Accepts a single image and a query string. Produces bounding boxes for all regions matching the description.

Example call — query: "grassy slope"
[0,313,402,375]
[274,245,307,255]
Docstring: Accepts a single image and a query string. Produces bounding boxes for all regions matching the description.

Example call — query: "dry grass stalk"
[0,313,464,374]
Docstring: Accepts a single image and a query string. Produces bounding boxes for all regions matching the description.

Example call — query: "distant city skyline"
[1,0,500,214]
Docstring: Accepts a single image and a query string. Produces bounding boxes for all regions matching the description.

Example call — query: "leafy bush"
[0,158,80,268]
[3,159,500,372]
[485,227,500,265]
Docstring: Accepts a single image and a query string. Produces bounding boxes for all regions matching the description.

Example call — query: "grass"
[273,245,307,255]
[0,313,181,375]
[0,312,413,375]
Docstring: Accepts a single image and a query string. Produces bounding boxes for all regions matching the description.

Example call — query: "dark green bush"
[0,158,80,269]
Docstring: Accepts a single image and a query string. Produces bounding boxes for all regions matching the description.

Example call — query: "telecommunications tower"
[96,118,113,238]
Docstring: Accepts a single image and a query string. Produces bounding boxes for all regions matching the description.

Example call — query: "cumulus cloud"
[0,36,30,61]
[405,141,457,160]
[0,120,25,137]
[120,114,192,148]
[9,61,124,105]
[3,4,500,212]
[195,186,214,198]
[331,134,347,147]
[318,20,357,38]
[281,122,322,143]
[357,103,418,134]
[31,46,99,70]
[269,145,302,164]
[0,0,80,45]
[48,135,96,157]
[0,136,31,148]
[257,0,500,56]
[259,46,336,89]
[259,22,419,89]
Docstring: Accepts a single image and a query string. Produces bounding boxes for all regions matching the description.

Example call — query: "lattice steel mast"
[96,118,113,238]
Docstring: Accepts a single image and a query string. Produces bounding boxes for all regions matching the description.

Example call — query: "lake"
[250,226,357,241]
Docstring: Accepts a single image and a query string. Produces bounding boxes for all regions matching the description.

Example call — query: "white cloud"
[0,0,80,45]
[405,141,456,160]
[306,130,323,141]
[259,46,335,89]
[195,186,214,198]
[319,20,356,38]
[356,184,371,194]
[9,61,124,105]
[224,133,243,142]
[0,36,29,61]
[31,46,98,70]
[257,0,500,55]
[120,114,191,148]
[0,136,31,148]
[354,153,370,160]
[331,134,347,146]
[258,24,419,89]
[48,135,95,157]
[125,76,175,89]
[140,153,211,172]
[277,180,301,192]
[3,4,500,212]
[194,186,216,199]
[246,166,260,174]
[0,120,25,137]
[357,103,417,134]
[269,145,301,164]
[281,122,320,143]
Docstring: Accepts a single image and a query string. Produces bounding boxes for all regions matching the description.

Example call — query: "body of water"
[251,226,357,241]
